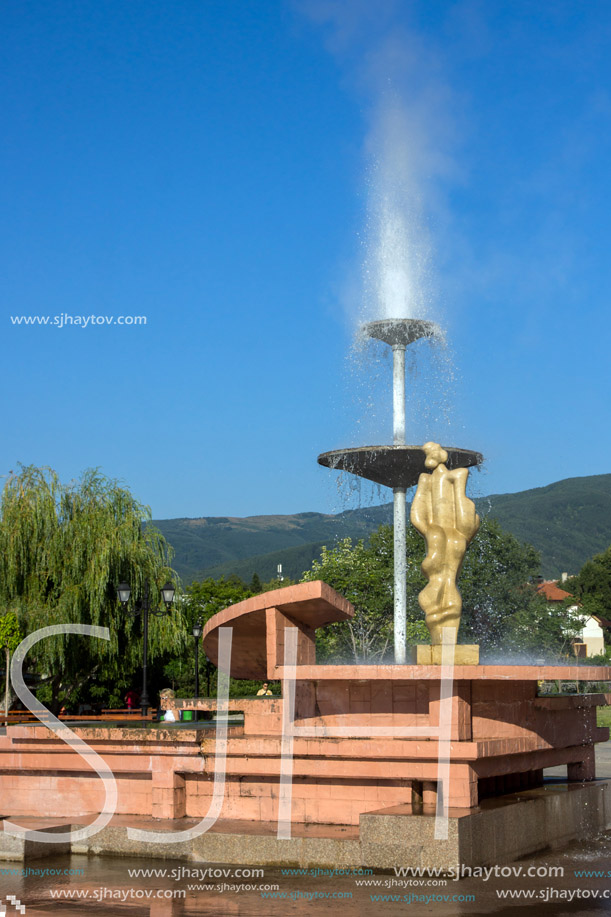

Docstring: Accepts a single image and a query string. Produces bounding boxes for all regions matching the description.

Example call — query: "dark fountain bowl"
[317,444,484,490]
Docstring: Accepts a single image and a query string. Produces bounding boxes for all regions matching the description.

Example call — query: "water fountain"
[1,312,610,869]
[185,313,610,867]
[318,317,482,662]
[0,220,608,879]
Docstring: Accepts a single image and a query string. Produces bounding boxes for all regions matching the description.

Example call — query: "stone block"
[360,780,611,870]
[0,821,71,861]
[298,837,361,869]
[371,682,392,714]
[568,746,596,781]
[193,832,303,867]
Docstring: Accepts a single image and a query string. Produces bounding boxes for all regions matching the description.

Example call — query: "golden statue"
[410,442,480,646]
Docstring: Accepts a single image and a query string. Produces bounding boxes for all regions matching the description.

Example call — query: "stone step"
[0,818,72,862]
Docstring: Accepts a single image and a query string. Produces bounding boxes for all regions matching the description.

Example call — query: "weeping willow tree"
[0,465,187,711]
[0,612,21,716]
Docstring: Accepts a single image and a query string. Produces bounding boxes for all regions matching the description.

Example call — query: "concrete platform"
[360,779,611,870]
[4,776,609,869]
[70,814,361,867]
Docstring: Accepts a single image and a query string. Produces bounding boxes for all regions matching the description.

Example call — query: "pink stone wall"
[0,772,150,818]
[0,674,608,827]
[183,775,414,825]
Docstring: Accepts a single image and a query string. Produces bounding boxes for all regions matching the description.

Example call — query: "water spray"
[318,318,482,663]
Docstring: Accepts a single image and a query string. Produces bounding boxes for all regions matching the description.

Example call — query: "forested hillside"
[153,474,611,583]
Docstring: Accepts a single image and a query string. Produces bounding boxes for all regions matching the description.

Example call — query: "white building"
[536,579,608,658]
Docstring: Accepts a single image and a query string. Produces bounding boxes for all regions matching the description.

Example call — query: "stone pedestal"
[410,645,480,665]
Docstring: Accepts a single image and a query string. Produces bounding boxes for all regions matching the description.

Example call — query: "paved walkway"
[545,738,611,779]
[596,739,611,776]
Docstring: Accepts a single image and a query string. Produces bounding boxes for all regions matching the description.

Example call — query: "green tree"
[458,518,544,652]
[0,465,185,712]
[564,545,611,619]
[164,575,264,698]
[262,575,296,592]
[182,575,252,626]
[0,612,21,716]
[302,525,428,663]
[301,518,567,662]
[502,596,585,659]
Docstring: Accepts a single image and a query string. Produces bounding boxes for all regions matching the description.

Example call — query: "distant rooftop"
[537,580,572,602]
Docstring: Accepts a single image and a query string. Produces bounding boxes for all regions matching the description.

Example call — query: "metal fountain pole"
[392,343,407,664]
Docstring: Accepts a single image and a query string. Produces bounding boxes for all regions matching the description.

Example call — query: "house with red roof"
[536,578,609,657]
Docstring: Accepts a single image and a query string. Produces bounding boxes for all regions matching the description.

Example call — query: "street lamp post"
[192,619,203,721]
[117,579,175,717]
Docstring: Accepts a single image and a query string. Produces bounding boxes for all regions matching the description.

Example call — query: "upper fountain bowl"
[361,318,443,348]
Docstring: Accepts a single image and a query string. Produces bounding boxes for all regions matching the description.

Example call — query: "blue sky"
[2,0,611,519]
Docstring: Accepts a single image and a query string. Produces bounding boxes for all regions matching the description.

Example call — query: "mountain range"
[153,473,611,585]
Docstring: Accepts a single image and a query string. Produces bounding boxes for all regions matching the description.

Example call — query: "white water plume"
[363,94,435,323]
[301,0,464,512]
[298,1,459,326]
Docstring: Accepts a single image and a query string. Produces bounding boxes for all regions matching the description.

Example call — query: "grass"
[597,706,611,729]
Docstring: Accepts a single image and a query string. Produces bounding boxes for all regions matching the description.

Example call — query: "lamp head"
[117,582,131,606]
[161,581,175,609]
